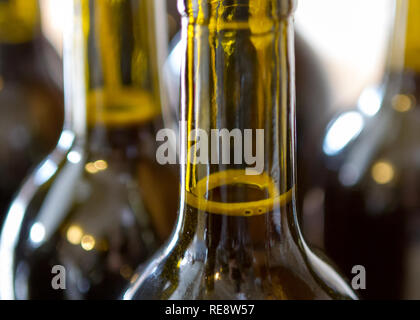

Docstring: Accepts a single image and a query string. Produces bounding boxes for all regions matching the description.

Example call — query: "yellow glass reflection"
[94,160,108,171]
[85,163,98,174]
[85,160,108,174]
[66,225,83,245]
[392,94,413,112]
[372,161,395,184]
[81,235,96,251]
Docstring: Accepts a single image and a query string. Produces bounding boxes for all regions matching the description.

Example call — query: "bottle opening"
[206,183,269,204]
[186,169,293,216]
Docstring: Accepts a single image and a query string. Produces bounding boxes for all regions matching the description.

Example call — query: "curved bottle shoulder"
[0,132,164,299]
[123,206,357,300]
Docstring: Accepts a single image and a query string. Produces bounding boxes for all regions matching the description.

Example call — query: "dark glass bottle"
[322,0,420,299]
[0,0,178,300]
[0,0,64,222]
[164,29,331,249]
[123,0,356,300]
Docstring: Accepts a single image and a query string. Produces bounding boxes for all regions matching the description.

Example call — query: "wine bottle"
[322,0,420,299]
[0,0,178,300]
[163,2,332,246]
[0,0,64,222]
[123,0,357,300]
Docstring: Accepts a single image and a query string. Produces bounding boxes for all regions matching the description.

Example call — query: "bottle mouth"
[206,182,269,203]
[177,0,296,26]
[185,169,293,216]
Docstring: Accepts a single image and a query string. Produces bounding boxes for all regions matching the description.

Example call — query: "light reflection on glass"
[323,111,365,156]
[29,223,46,244]
[85,160,108,174]
[81,235,96,251]
[85,163,98,174]
[372,161,395,185]
[33,159,58,185]
[67,151,82,164]
[0,200,26,300]
[358,87,382,116]
[94,160,108,171]
[66,225,83,245]
[57,130,75,151]
[392,94,414,113]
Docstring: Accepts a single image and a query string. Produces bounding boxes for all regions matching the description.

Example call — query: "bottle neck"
[176,0,298,245]
[64,0,166,154]
[382,0,420,111]
[400,0,420,72]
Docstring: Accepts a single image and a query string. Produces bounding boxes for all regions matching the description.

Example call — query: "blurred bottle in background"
[321,0,420,299]
[0,0,64,223]
[0,0,178,300]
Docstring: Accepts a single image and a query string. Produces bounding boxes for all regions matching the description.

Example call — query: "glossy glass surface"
[124,0,357,300]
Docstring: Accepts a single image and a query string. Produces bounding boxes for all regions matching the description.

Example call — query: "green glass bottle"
[123,0,357,300]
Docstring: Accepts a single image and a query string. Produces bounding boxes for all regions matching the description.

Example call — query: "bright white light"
[57,130,75,151]
[295,0,393,108]
[323,111,364,156]
[33,159,58,185]
[0,200,26,299]
[29,223,46,244]
[67,151,82,164]
[358,87,382,116]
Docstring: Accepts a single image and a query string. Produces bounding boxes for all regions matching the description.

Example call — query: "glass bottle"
[0,0,64,222]
[123,0,357,300]
[322,0,420,299]
[163,20,330,249]
[0,0,178,300]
